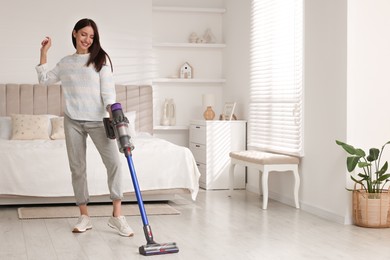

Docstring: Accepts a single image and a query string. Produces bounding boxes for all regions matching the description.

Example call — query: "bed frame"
[0,84,153,133]
[0,84,190,205]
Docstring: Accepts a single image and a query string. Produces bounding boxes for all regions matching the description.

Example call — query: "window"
[248,0,304,157]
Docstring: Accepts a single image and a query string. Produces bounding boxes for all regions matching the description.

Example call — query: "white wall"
[153,0,223,8]
[348,0,390,150]
[223,0,251,121]
[301,0,349,223]
[0,0,152,85]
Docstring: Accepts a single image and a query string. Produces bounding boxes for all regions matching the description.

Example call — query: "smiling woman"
[35,18,135,237]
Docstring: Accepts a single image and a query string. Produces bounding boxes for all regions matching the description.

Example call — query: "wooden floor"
[1,190,390,260]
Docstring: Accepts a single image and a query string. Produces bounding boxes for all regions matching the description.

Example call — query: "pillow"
[124,111,137,138]
[0,117,12,140]
[50,117,65,140]
[11,114,50,140]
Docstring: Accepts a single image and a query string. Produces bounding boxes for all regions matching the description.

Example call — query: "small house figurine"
[180,62,193,79]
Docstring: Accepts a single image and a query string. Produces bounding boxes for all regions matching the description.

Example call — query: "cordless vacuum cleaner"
[104,103,179,256]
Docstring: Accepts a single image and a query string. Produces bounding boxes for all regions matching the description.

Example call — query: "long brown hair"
[72,18,113,72]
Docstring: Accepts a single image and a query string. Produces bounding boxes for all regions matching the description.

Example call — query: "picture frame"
[222,102,236,120]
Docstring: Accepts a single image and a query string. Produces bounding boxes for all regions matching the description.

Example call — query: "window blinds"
[249,0,304,157]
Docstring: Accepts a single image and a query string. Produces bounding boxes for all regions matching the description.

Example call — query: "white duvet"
[0,134,200,200]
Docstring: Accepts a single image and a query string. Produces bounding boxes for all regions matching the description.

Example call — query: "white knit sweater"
[36,53,116,121]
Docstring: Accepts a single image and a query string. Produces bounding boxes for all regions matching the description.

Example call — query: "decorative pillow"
[125,111,137,138]
[11,114,50,140]
[50,117,65,140]
[0,117,12,140]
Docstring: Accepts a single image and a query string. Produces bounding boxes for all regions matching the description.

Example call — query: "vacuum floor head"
[139,242,179,256]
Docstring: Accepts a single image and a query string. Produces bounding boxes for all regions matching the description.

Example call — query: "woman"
[36,18,133,237]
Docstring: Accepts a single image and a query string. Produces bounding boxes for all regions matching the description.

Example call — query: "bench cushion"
[229,150,299,165]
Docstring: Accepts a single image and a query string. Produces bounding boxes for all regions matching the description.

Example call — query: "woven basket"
[353,188,390,228]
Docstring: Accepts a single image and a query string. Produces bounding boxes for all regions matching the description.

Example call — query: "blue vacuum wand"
[104,103,179,256]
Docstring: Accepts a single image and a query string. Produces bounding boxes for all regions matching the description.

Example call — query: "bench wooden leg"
[293,166,300,209]
[261,165,300,210]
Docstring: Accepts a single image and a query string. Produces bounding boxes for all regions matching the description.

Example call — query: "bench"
[229,150,300,209]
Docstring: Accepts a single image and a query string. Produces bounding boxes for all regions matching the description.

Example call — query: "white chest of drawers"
[189,120,246,190]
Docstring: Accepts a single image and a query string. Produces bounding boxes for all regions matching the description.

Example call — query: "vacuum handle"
[125,154,149,226]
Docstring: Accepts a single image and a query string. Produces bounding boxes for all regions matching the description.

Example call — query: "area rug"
[17,203,180,219]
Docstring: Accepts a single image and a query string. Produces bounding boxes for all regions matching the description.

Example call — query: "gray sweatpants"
[64,114,123,205]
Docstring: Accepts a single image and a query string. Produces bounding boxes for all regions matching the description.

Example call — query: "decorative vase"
[168,98,176,126]
[353,189,390,228]
[203,28,216,43]
[203,106,215,120]
[189,32,198,43]
[161,99,170,126]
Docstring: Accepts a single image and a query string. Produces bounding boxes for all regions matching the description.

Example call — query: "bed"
[0,84,200,205]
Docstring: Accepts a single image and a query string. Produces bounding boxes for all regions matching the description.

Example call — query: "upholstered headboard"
[0,84,153,133]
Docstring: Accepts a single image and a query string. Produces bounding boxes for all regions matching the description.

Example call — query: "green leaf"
[347,156,360,172]
[354,149,366,157]
[378,162,388,175]
[351,175,364,185]
[357,161,371,169]
[336,140,357,155]
[377,173,390,182]
[357,173,368,179]
[367,148,380,161]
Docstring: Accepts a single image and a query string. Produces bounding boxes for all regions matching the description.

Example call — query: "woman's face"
[73,25,94,54]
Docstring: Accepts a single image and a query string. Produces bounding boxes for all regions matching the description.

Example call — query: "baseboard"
[245,184,350,225]
[246,183,259,194]
[268,191,349,225]
[267,191,297,208]
[300,201,350,225]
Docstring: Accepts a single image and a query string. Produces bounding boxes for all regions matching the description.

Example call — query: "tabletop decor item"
[221,102,236,120]
[202,94,215,120]
[180,62,193,79]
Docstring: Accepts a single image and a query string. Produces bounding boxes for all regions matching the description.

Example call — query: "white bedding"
[0,133,200,201]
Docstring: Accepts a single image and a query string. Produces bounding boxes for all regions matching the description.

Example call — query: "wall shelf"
[153,6,226,14]
[153,43,226,48]
[152,3,225,145]
[153,78,226,84]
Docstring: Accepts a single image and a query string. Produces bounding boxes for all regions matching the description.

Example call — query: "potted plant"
[336,140,390,228]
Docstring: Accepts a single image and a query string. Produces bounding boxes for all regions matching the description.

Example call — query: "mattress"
[0,133,200,201]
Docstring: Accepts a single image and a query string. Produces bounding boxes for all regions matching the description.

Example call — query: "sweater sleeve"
[99,64,116,108]
[35,63,60,85]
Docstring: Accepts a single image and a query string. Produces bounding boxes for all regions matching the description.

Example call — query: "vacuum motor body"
[103,103,134,154]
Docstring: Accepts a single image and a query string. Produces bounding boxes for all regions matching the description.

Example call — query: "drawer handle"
[195,126,200,129]
[195,145,200,148]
